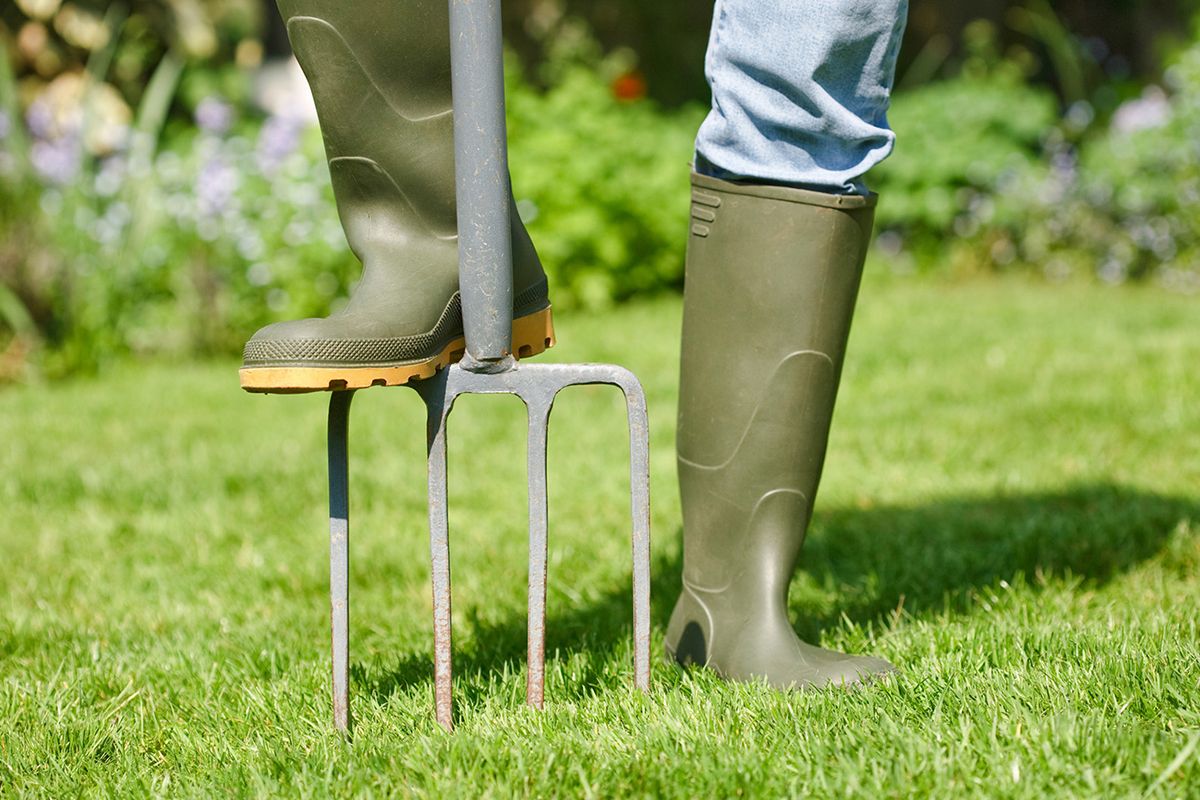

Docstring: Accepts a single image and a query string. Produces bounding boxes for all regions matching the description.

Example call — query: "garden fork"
[323,0,651,733]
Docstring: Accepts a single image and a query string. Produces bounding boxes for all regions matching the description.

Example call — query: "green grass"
[1,274,1198,797]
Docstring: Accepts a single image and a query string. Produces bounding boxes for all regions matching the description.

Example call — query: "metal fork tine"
[621,381,652,692]
[404,362,650,729]
[327,389,354,733]
[525,396,552,709]
[423,383,455,732]
[311,0,654,736]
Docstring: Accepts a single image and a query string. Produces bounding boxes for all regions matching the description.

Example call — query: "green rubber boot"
[240,0,553,393]
[664,172,895,689]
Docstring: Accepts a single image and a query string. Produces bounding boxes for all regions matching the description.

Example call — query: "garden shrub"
[508,62,703,308]
[1014,38,1200,289]
[868,66,1059,268]
[0,36,355,375]
[869,20,1200,293]
[3,10,1197,379]
[4,0,264,97]
[893,27,1200,291]
[0,30,703,375]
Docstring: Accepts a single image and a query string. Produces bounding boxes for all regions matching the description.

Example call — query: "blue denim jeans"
[694,0,909,195]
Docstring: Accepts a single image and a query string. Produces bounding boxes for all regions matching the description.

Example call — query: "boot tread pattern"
[240,306,554,393]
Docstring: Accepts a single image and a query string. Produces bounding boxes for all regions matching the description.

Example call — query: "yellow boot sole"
[239,307,555,394]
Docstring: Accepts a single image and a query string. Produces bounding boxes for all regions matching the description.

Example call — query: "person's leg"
[695,0,908,194]
[665,0,907,688]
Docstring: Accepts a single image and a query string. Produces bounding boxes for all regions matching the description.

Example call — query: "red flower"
[611,72,647,102]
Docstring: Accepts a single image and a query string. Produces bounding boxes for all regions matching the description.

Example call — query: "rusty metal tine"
[525,396,552,709]
[327,389,354,733]
[408,362,650,729]
[437,0,649,731]
[619,377,653,693]
[422,380,455,732]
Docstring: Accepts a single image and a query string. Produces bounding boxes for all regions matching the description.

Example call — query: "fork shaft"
[448,0,513,361]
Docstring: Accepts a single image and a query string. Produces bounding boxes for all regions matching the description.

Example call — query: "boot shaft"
[677,173,875,599]
[277,0,458,253]
[270,0,545,325]
[277,0,452,121]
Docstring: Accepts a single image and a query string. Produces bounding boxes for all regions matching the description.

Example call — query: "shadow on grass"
[353,482,1198,708]
[802,482,1197,631]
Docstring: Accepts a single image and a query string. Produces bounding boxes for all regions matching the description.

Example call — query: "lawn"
[1,274,1198,797]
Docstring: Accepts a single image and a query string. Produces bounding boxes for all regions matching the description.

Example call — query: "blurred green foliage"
[2,0,263,90]
[508,59,703,308]
[1017,38,1200,288]
[0,24,703,377]
[870,17,1200,291]
[504,0,1200,108]
[871,68,1058,249]
[1,6,1198,379]
[869,20,1062,265]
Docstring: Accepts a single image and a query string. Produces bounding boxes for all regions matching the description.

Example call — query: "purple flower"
[30,137,81,184]
[256,114,303,172]
[94,155,128,196]
[1050,149,1077,177]
[1111,87,1170,135]
[195,97,235,136]
[26,101,55,139]
[195,155,240,218]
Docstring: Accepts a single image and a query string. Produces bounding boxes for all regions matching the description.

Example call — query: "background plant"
[0,31,351,377]
[868,21,1061,271]
[1,3,1198,379]
[870,19,1200,292]
[0,21,703,375]
[508,54,703,308]
[1012,33,1200,290]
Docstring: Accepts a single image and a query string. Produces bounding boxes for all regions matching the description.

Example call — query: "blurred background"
[1,0,1197,380]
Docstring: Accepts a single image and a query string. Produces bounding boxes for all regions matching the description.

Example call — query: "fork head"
[410,359,652,730]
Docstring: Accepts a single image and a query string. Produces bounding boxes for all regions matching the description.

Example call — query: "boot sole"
[239,306,555,394]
